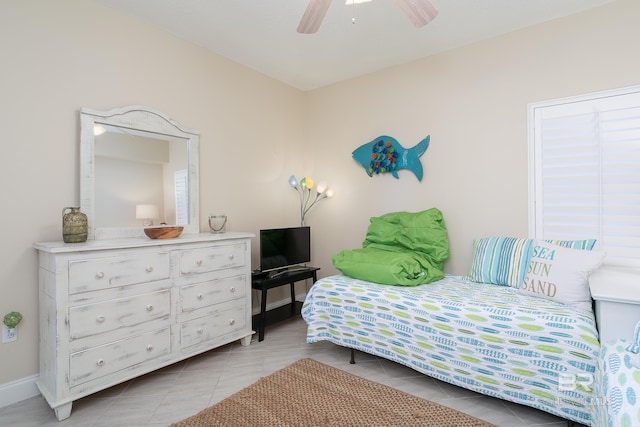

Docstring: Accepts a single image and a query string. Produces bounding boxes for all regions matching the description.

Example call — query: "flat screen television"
[259,226,310,273]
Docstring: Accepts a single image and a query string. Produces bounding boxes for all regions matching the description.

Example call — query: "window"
[528,85,640,268]
[174,169,188,225]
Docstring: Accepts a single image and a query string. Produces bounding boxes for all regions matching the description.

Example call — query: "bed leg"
[350,348,356,364]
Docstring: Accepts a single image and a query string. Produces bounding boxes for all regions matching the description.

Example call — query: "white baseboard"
[0,374,40,409]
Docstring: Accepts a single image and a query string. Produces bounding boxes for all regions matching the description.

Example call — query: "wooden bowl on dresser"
[143,226,184,239]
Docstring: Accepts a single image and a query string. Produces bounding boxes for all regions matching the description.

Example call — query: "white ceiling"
[95,0,611,91]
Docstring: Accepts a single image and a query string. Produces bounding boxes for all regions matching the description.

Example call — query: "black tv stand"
[263,266,312,279]
[251,266,320,341]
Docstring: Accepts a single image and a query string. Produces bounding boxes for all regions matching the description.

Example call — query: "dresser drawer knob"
[146,305,154,312]
[96,315,105,323]
[228,254,235,260]
[197,328,204,335]
[197,294,204,300]
[146,345,153,352]
[196,259,203,266]
[229,287,236,293]
[229,319,235,326]
[145,266,153,273]
[96,359,105,367]
[95,272,105,279]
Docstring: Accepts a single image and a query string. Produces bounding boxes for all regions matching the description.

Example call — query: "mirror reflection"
[94,124,188,228]
[80,106,200,240]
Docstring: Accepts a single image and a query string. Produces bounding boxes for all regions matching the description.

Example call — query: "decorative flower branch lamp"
[288,175,334,226]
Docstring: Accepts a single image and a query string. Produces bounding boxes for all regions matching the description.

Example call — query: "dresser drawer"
[68,252,170,294]
[179,244,246,275]
[69,328,171,387]
[69,290,171,340]
[180,306,246,348]
[180,275,246,312]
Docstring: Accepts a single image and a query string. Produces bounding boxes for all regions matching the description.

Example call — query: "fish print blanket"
[593,339,640,427]
[302,274,600,426]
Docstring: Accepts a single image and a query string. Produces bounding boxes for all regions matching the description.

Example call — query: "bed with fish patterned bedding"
[302,274,600,426]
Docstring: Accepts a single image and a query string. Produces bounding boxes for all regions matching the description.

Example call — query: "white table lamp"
[136,204,159,227]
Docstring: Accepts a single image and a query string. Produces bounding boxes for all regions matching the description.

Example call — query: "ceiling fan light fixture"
[345,0,373,5]
[298,0,437,34]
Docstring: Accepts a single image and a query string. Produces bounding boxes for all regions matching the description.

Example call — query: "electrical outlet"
[2,325,17,343]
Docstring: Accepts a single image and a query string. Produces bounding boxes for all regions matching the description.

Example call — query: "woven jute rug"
[170,358,497,426]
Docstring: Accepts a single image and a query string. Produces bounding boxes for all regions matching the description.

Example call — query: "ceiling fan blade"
[393,0,438,28]
[297,0,332,34]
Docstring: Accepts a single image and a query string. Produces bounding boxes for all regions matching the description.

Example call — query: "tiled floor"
[0,316,577,427]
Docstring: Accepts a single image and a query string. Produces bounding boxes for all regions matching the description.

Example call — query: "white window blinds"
[174,169,188,225]
[528,86,640,268]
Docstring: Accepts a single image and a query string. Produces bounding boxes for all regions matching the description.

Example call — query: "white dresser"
[34,233,253,421]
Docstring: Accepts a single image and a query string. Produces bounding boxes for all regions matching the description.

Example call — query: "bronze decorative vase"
[62,207,88,243]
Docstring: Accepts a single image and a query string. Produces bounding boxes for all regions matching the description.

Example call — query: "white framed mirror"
[80,106,200,240]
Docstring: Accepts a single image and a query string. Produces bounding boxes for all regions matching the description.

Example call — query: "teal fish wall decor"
[352,135,430,181]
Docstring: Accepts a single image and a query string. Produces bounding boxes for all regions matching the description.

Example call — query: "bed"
[302,274,600,425]
[302,209,604,426]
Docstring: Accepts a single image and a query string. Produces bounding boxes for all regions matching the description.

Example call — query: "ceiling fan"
[297,0,438,34]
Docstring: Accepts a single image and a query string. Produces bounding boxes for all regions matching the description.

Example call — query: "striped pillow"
[469,237,533,287]
[543,239,597,250]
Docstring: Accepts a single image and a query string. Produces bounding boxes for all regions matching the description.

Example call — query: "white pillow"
[519,240,604,310]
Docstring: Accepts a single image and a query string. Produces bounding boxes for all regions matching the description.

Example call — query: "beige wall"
[0,0,305,384]
[0,0,638,389]
[306,0,640,277]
